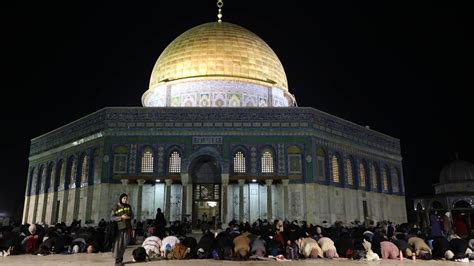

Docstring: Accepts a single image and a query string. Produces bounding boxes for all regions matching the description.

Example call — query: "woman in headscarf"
[443,212,453,236]
[111,193,134,266]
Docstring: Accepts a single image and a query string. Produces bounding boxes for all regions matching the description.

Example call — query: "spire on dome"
[217,0,223,23]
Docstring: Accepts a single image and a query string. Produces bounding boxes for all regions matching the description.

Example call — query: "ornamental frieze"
[30,107,401,157]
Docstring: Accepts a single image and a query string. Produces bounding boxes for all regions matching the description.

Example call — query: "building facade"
[22,21,407,226]
[414,159,474,229]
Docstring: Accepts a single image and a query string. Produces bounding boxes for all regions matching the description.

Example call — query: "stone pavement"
[0,246,465,266]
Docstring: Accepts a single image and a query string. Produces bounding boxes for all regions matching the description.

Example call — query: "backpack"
[132,246,148,262]
[285,244,299,260]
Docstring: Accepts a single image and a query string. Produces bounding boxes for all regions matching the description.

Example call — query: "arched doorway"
[189,155,221,228]
[431,201,444,210]
[452,200,472,237]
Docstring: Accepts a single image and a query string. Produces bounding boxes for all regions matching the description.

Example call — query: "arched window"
[113,146,128,174]
[345,158,354,185]
[37,166,44,194]
[261,149,274,173]
[316,148,326,181]
[382,166,389,192]
[80,154,88,187]
[431,201,443,210]
[169,151,181,173]
[331,154,340,183]
[67,157,77,189]
[92,149,101,184]
[359,161,366,188]
[233,151,246,173]
[141,147,154,173]
[370,163,378,192]
[399,168,405,193]
[28,167,36,195]
[47,163,54,193]
[56,160,64,191]
[288,145,302,174]
[391,167,399,193]
[416,203,424,211]
[454,200,471,209]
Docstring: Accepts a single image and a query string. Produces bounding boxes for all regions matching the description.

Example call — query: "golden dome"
[149,22,288,92]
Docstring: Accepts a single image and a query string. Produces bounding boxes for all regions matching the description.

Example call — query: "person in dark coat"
[214,231,233,260]
[154,208,166,239]
[110,193,134,266]
[181,236,197,259]
[393,239,411,257]
[334,230,354,258]
[449,235,469,260]
[431,236,452,259]
[430,213,443,238]
[196,231,214,259]
[370,229,387,257]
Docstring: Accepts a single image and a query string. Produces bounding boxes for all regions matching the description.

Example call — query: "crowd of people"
[2,207,474,264]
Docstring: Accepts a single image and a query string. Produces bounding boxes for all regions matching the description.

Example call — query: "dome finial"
[217,0,224,23]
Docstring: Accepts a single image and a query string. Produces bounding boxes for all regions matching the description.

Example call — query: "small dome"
[439,160,474,183]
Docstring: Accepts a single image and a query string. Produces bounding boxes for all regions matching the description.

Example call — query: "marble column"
[282,179,289,220]
[221,180,228,225]
[265,179,273,221]
[137,179,146,221]
[165,179,172,222]
[181,181,188,221]
[221,173,229,225]
[120,179,129,194]
[180,173,190,221]
[238,179,245,223]
[22,196,30,225]
[48,187,59,225]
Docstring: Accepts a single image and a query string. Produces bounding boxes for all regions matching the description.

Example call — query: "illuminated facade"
[23,21,406,226]
[414,159,474,228]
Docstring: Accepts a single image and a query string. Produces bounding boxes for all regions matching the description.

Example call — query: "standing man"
[155,208,167,239]
[111,193,134,266]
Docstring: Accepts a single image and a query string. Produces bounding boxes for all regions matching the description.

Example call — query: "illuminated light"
[72,132,103,146]
[252,179,257,182]
[208,201,218,207]
[156,179,161,183]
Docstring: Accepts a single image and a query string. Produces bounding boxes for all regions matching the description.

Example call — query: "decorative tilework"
[158,146,164,173]
[29,107,403,183]
[278,144,285,175]
[129,144,137,174]
[251,147,257,174]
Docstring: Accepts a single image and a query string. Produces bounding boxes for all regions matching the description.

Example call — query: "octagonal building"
[22,20,407,227]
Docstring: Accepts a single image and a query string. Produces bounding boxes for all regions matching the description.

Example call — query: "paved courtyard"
[0,246,466,266]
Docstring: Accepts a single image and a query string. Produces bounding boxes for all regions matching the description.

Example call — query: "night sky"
[2,1,471,222]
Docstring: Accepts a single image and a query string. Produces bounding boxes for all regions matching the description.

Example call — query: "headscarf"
[28,224,36,235]
[119,193,128,204]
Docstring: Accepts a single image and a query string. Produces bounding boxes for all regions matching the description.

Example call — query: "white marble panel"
[170,184,182,221]
[273,185,283,220]
[230,184,239,221]
[258,184,267,220]
[249,183,259,222]
[29,195,38,224]
[243,184,249,222]
[154,184,165,213]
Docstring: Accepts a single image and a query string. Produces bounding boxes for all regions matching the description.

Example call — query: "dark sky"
[2,1,472,221]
